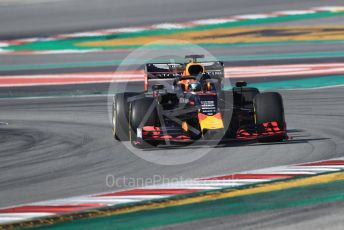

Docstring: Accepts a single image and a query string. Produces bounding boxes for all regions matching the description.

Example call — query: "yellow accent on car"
[182,121,188,132]
[198,113,224,131]
[184,63,204,76]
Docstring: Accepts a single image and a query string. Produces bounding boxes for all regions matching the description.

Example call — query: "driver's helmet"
[189,82,202,92]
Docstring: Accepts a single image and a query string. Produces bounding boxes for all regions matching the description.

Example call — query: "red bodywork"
[140,120,287,144]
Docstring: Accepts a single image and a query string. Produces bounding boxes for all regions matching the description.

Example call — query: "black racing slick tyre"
[254,92,286,142]
[129,97,158,148]
[112,93,139,141]
[219,90,236,138]
[233,87,259,108]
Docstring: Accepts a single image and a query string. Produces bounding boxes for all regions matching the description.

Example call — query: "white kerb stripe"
[191,18,237,25]
[146,184,222,189]
[152,23,187,29]
[105,28,147,33]
[267,171,317,175]
[312,6,344,12]
[0,42,9,48]
[286,166,340,171]
[0,213,54,224]
[233,14,272,19]
[199,179,271,183]
[275,10,316,15]
[60,32,106,38]
[298,165,344,169]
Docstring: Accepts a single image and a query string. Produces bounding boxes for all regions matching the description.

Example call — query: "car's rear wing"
[145,63,184,80]
[144,61,224,92]
[144,63,183,92]
[199,61,224,80]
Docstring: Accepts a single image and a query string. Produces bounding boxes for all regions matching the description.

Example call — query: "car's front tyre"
[112,93,138,141]
[129,97,158,148]
[254,92,286,142]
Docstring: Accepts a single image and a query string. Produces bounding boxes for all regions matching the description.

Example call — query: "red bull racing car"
[112,55,287,148]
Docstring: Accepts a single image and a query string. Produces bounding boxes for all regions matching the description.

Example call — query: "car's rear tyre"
[112,93,138,141]
[254,92,286,142]
[129,97,158,148]
[233,87,259,108]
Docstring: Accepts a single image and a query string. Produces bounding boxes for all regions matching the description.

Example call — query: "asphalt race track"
[0,0,344,229]
[1,88,344,218]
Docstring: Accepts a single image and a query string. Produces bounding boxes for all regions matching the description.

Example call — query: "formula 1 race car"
[112,55,287,148]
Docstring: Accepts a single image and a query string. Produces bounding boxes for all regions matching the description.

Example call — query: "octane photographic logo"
[108,39,233,165]
[105,174,193,189]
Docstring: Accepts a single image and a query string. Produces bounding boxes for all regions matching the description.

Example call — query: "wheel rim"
[112,104,117,136]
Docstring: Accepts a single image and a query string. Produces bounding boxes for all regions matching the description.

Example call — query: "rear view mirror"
[235,81,247,87]
[152,84,164,91]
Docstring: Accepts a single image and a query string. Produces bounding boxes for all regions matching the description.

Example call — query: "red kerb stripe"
[95,188,200,196]
[0,204,103,213]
